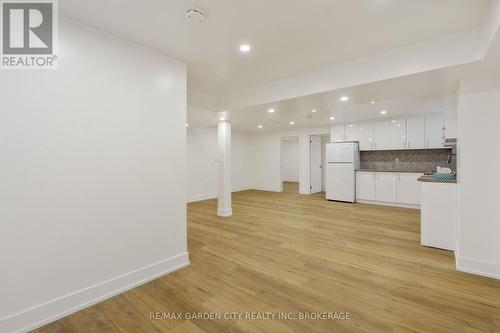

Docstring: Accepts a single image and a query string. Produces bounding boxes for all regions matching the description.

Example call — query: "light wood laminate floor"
[34,189,500,333]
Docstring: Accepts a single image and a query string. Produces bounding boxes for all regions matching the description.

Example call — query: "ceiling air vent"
[186,8,206,23]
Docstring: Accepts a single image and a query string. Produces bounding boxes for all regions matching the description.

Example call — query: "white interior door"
[310,136,322,194]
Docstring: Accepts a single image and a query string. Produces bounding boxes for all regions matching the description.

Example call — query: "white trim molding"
[187,187,253,204]
[187,193,218,203]
[0,253,190,333]
[217,208,233,217]
[456,256,500,280]
[355,200,420,210]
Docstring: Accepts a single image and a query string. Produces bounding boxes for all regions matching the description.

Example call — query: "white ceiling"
[188,71,456,132]
[60,0,490,95]
[188,36,500,133]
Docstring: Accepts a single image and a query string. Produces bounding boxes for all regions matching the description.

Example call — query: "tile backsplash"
[360,149,456,172]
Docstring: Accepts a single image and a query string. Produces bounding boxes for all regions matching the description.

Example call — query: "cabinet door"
[406,117,425,149]
[389,119,407,149]
[397,173,423,205]
[345,123,360,142]
[373,121,390,150]
[425,115,444,148]
[375,172,397,202]
[358,122,374,151]
[356,172,376,201]
[330,124,345,143]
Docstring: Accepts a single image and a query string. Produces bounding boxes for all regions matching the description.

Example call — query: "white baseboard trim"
[0,252,190,333]
[187,193,217,203]
[232,187,253,193]
[356,199,420,210]
[456,256,500,280]
[252,186,282,192]
[187,188,253,203]
[217,208,233,217]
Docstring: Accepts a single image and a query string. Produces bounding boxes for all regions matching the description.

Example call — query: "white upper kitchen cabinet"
[373,121,390,150]
[345,123,360,142]
[406,117,425,149]
[425,114,444,148]
[356,171,376,201]
[331,124,346,143]
[397,173,423,205]
[358,122,374,151]
[389,119,406,149]
[375,172,397,202]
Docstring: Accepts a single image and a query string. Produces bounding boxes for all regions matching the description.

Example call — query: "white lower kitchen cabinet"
[356,171,423,208]
[397,173,422,205]
[420,181,457,251]
[375,172,397,202]
[356,171,376,201]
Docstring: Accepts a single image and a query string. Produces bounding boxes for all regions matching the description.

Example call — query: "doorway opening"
[310,134,331,196]
[281,136,300,193]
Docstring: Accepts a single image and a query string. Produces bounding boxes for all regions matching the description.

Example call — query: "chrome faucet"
[447,153,457,164]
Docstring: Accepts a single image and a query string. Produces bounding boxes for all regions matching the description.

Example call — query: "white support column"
[299,135,311,195]
[217,120,232,217]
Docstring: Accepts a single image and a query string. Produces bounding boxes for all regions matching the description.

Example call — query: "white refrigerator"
[326,142,360,203]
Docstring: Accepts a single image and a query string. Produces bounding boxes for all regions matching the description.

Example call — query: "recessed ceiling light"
[290,121,295,125]
[240,44,251,53]
[185,123,189,127]
[340,96,349,102]
[219,117,225,121]
[392,120,397,123]
[380,110,387,115]
[312,109,317,113]
[370,101,376,104]
[330,116,335,120]
[268,109,275,113]
[258,125,263,129]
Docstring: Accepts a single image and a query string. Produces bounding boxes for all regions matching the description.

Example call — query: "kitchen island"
[418,175,457,251]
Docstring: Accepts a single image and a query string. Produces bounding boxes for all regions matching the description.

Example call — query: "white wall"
[281,138,299,182]
[456,73,500,279]
[186,127,253,202]
[249,127,330,193]
[0,19,188,333]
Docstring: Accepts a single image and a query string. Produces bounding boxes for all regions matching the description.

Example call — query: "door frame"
[309,135,323,194]
[280,136,299,193]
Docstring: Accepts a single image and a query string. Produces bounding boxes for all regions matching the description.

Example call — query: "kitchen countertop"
[356,169,428,174]
[418,175,457,184]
